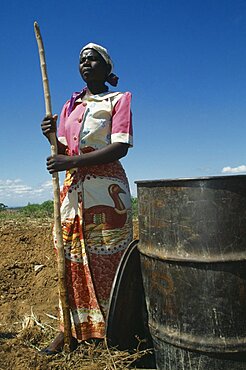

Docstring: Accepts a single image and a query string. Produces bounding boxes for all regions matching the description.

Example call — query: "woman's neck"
[86,82,108,95]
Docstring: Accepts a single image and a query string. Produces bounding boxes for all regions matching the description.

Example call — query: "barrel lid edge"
[135,174,246,186]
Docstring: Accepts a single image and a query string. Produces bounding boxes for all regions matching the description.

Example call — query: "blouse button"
[73,136,77,141]
[82,102,87,106]
[78,118,82,123]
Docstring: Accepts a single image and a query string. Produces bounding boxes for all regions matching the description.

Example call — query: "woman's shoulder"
[111,91,132,96]
[110,91,132,104]
[62,89,86,116]
[122,91,132,99]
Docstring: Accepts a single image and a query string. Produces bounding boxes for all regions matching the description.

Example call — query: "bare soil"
[0,219,140,370]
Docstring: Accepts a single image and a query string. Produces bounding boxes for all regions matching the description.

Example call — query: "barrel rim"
[135,174,246,187]
[149,320,246,353]
[138,244,246,263]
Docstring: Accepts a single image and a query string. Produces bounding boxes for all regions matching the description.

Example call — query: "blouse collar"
[67,87,121,115]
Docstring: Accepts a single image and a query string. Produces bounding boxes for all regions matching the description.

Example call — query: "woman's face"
[79,49,109,83]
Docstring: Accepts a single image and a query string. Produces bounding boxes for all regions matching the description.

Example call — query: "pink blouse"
[58,90,133,156]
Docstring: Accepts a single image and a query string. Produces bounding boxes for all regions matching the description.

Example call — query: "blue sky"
[1,0,246,206]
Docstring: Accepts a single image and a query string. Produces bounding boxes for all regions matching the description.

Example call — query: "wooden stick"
[34,21,72,352]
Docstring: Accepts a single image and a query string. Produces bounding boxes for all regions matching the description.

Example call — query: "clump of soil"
[0,219,142,369]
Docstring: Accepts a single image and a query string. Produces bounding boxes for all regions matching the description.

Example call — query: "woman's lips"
[82,68,91,74]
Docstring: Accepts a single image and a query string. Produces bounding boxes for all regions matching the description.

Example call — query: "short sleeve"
[57,101,70,146]
[111,92,133,147]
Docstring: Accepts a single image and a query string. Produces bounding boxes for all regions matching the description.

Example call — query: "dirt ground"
[0,218,141,370]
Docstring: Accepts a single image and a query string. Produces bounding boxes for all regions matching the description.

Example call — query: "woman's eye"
[80,55,100,65]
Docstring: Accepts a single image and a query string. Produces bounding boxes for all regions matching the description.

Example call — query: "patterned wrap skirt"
[54,159,132,340]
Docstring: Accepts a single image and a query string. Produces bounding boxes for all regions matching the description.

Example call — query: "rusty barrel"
[136,175,246,370]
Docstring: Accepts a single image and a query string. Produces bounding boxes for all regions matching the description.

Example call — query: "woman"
[41,43,133,353]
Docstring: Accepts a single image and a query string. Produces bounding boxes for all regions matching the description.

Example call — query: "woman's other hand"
[46,142,129,173]
[46,155,75,174]
[41,114,58,139]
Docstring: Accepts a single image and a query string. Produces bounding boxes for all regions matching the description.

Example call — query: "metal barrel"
[136,175,246,370]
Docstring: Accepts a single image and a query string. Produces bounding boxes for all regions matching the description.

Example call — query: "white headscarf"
[80,42,114,74]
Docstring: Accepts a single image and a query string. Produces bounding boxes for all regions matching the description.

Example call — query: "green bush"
[131,197,138,219]
[19,200,54,218]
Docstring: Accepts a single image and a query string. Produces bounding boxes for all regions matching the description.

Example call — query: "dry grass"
[2,310,153,370]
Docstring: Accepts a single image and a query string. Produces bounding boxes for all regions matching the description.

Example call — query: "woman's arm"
[46,142,129,174]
